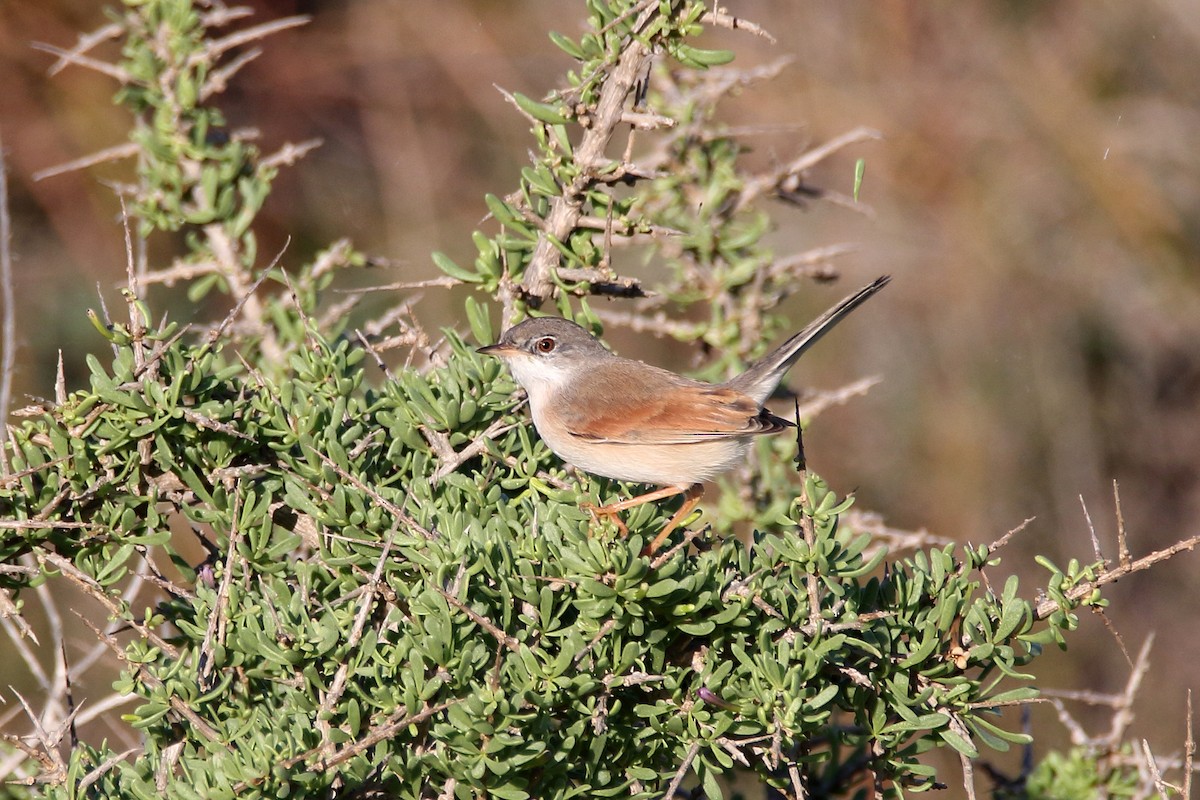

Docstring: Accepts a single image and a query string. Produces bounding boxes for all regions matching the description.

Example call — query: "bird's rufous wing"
[559,361,790,445]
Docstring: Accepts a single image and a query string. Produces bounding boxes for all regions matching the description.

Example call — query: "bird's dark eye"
[534,337,556,353]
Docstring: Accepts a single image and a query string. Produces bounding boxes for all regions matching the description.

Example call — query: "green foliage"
[1005,747,1140,800]
[1,324,1087,797]
[0,0,1130,798]
[117,0,274,240]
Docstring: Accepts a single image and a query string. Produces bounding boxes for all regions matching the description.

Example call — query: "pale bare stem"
[34,549,179,659]
[33,576,69,728]
[519,15,658,310]
[176,238,283,369]
[55,351,66,405]
[985,517,1036,553]
[77,747,140,792]
[789,762,807,799]
[958,749,978,800]
[317,524,401,754]
[313,698,461,772]
[844,509,954,554]
[1041,687,1127,708]
[258,138,323,171]
[554,267,648,298]
[196,5,256,28]
[596,0,655,37]
[360,297,420,338]
[436,778,458,800]
[662,740,702,800]
[73,688,137,729]
[310,238,358,281]
[733,126,884,215]
[74,612,225,746]
[418,425,458,470]
[767,243,858,284]
[1185,690,1194,800]
[198,490,244,691]
[495,85,543,128]
[313,451,436,540]
[278,266,317,347]
[592,308,706,340]
[357,277,462,292]
[701,7,777,43]
[354,329,395,382]
[316,294,362,335]
[8,688,69,785]
[41,20,123,77]
[621,110,676,130]
[0,520,94,531]
[1142,739,1172,800]
[139,259,222,287]
[0,139,15,473]
[1,588,47,686]
[650,524,710,571]
[202,224,282,360]
[435,585,520,653]
[576,215,684,239]
[1114,479,1132,568]
[196,15,310,64]
[29,42,130,82]
[1079,494,1106,564]
[243,698,464,790]
[32,142,141,182]
[1105,635,1155,750]
[430,418,518,483]
[796,465,823,635]
[796,376,882,421]
[200,47,261,99]
[360,299,445,369]
[117,196,147,371]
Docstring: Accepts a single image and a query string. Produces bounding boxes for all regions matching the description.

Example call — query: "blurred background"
[2,0,1198,784]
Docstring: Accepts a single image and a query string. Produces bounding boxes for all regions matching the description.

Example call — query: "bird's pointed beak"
[477,342,519,357]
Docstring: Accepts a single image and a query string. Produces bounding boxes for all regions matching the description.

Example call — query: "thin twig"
[1034,532,1200,619]
[1142,739,1171,800]
[701,8,777,43]
[1105,635,1153,748]
[430,417,517,483]
[434,585,520,653]
[198,490,244,692]
[198,16,310,63]
[1113,479,1131,568]
[1079,494,1105,565]
[313,451,435,540]
[519,9,659,310]
[32,142,140,182]
[42,20,123,77]
[0,136,15,473]
[1185,690,1194,800]
[661,740,702,799]
[35,549,178,659]
[29,41,130,82]
[73,612,224,745]
[795,376,881,421]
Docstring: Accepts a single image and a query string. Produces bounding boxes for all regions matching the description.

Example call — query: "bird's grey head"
[480,317,609,362]
[477,317,612,393]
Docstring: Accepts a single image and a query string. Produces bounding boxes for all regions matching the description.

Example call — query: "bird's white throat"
[505,354,573,406]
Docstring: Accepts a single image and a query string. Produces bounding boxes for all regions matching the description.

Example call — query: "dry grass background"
[2,0,1199,782]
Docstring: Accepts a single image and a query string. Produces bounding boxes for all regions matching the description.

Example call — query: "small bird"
[478,275,889,552]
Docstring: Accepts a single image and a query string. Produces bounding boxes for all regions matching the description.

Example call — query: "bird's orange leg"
[583,484,689,536]
[645,484,704,554]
